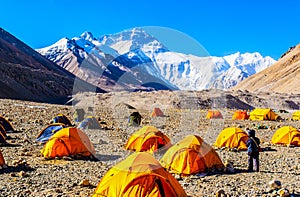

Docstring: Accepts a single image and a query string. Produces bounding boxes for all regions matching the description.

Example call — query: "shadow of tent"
[7,130,23,134]
[0,165,34,175]
[258,170,300,176]
[0,143,21,147]
[95,154,122,162]
[190,168,248,177]
[227,168,251,174]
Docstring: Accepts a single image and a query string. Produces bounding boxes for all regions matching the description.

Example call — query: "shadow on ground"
[0,165,34,175]
[95,154,122,161]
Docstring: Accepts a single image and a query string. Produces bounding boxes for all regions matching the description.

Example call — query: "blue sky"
[1,0,299,59]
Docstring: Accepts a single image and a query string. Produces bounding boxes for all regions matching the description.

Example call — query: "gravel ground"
[1,91,300,197]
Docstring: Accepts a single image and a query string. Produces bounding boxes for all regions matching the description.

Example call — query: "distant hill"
[0,28,104,104]
[232,44,300,94]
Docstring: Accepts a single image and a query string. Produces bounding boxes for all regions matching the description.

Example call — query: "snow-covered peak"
[80,31,95,41]
[99,27,168,55]
[152,50,276,90]
[37,37,69,55]
[37,29,277,92]
[222,52,276,74]
[37,31,120,61]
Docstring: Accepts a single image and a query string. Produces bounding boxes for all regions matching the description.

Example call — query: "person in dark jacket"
[246,129,260,172]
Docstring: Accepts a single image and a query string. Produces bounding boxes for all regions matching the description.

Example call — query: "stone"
[79,179,90,187]
[224,160,234,173]
[18,171,28,177]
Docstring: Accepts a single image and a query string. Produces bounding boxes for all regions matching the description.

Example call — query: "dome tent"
[206,110,223,119]
[249,108,279,121]
[151,108,165,117]
[271,126,300,146]
[0,149,5,167]
[93,152,187,197]
[160,135,224,175]
[41,127,95,159]
[214,127,249,150]
[128,111,142,126]
[36,123,67,143]
[292,111,300,121]
[125,126,171,153]
[0,116,14,133]
[232,110,249,120]
[50,114,73,126]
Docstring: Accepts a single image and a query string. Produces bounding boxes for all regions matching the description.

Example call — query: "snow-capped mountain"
[37,28,276,91]
[211,52,276,89]
[99,28,168,55]
[38,30,177,91]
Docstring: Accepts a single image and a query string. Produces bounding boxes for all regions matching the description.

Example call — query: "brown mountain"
[0,28,104,104]
[232,44,300,94]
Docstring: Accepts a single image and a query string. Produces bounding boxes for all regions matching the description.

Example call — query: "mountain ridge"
[232,44,300,94]
[0,28,105,103]
[37,28,276,91]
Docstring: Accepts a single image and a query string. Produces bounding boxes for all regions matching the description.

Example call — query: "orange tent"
[41,127,95,159]
[206,110,223,119]
[214,127,249,150]
[271,126,300,146]
[151,108,164,117]
[125,126,171,153]
[232,110,249,120]
[0,116,14,132]
[93,152,187,197]
[0,149,5,166]
[160,135,224,175]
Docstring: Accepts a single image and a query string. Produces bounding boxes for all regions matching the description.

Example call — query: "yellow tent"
[125,126,171,153]
[214,127,249,150]
[93,152,187,197]
[271,126,300,146]
[0,149,5,166]
[292,111,300,120]
[232,110,249,120]
[160,135,224,175]
[41,127,95,159]
[249,108,279,121]
[206,110,223,119]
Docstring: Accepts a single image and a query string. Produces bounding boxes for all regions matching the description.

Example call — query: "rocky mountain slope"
[0,28,104,104]
[232,44,300,94]
[37,28,276,91]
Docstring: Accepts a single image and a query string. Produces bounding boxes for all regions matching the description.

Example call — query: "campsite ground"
[1,90,300,196]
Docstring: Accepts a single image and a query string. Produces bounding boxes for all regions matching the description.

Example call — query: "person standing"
[246,129,260,172]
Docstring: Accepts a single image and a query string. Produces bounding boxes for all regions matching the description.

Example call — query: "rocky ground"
[1,90,300,196]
